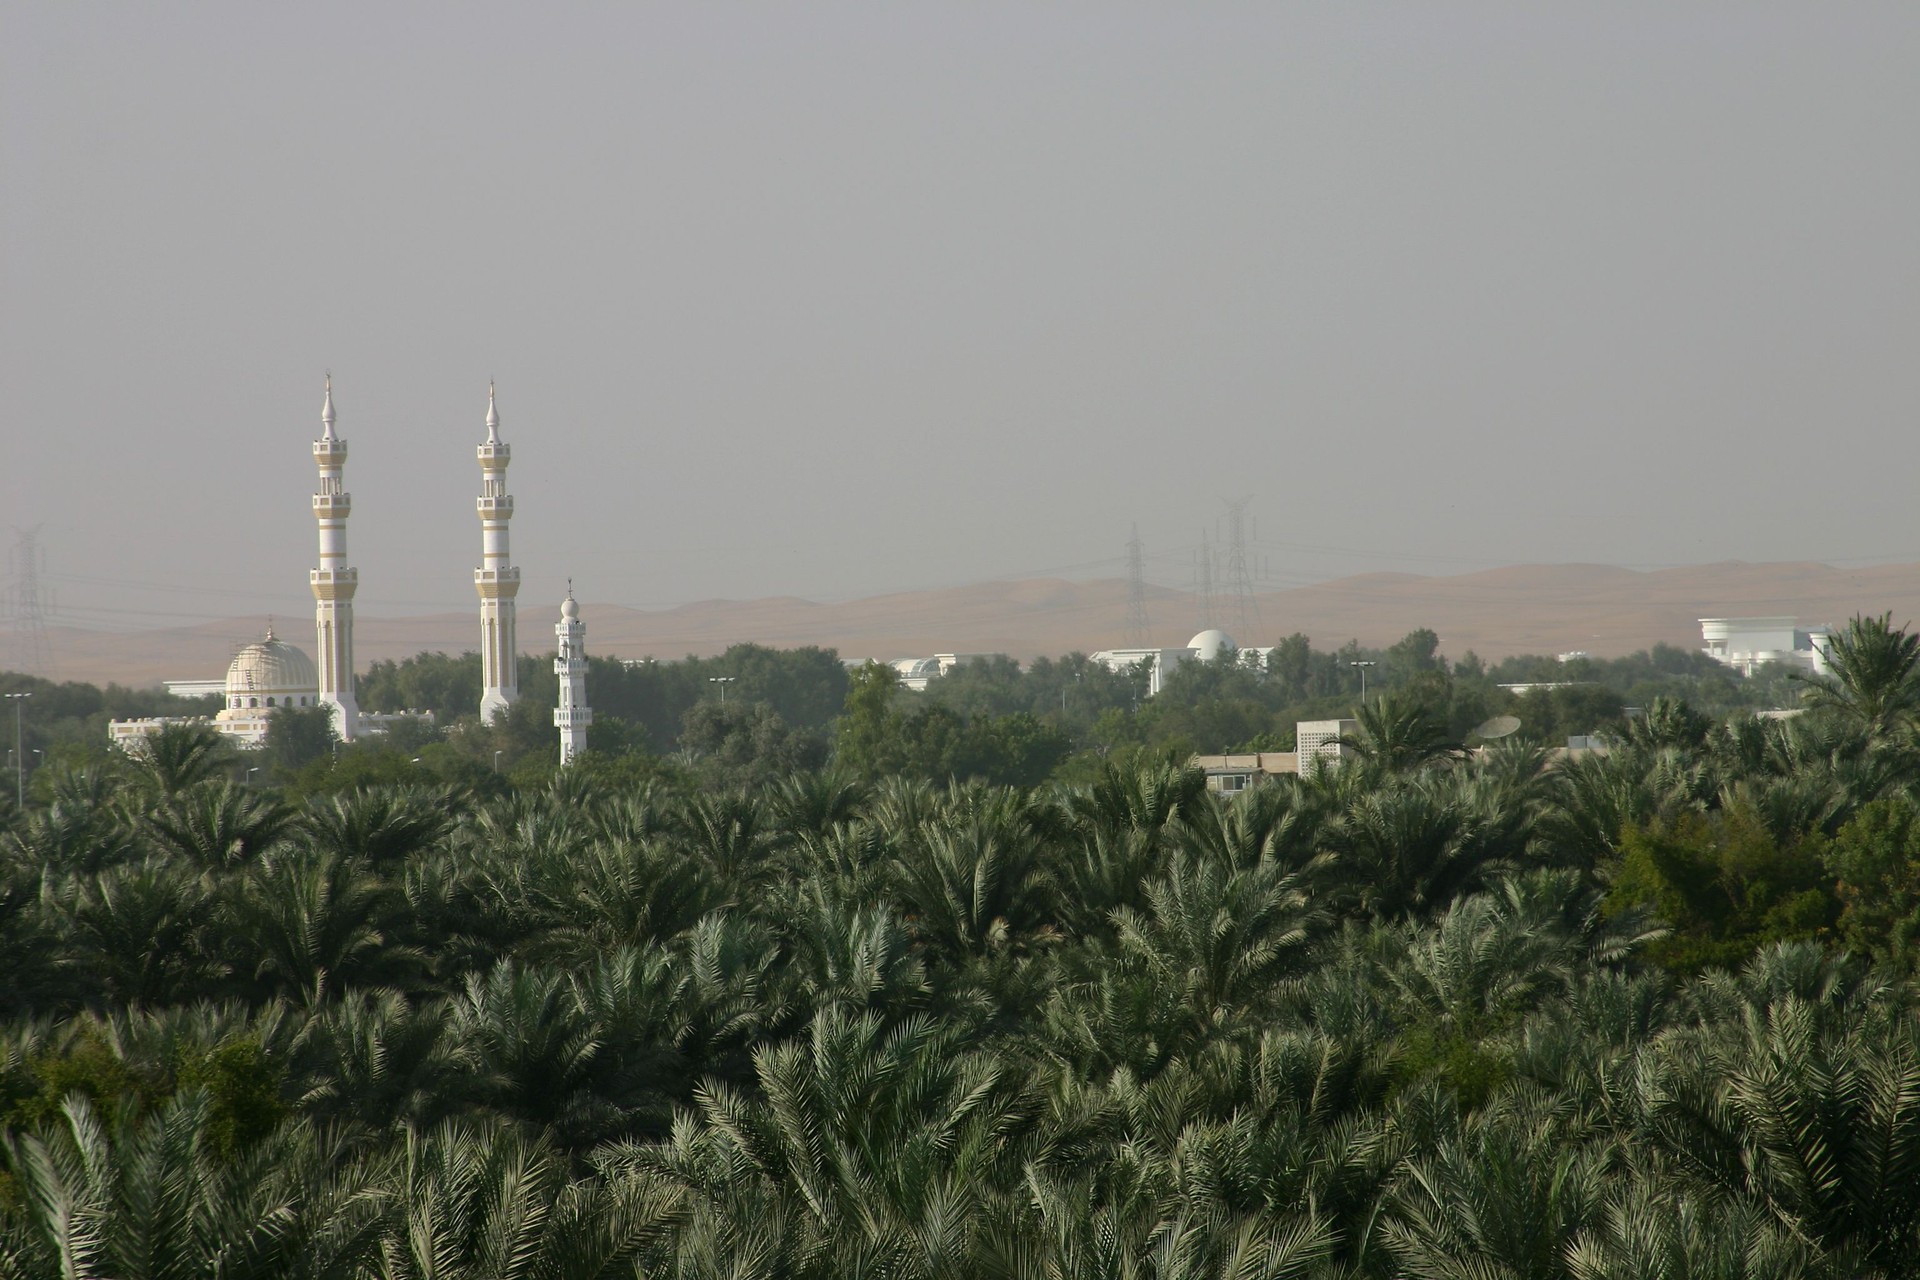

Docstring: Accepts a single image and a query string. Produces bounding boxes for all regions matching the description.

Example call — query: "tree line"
[0,616,1918,1274]
[2,627,1806,801]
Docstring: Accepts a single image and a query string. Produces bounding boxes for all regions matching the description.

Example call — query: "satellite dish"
[1474,714,1521,741]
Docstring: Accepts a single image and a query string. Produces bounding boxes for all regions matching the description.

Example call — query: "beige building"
[111,629,321,748]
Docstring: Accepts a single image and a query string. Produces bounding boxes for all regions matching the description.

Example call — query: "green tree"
[1798,613,1920,739]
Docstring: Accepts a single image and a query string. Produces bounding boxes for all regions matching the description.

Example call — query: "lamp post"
[708,676,736,706]
[4,693,27,809]
[493,750,504,774]
[1348,661,1375,705]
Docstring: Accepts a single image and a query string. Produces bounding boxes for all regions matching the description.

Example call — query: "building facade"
[1699,617,1832,677]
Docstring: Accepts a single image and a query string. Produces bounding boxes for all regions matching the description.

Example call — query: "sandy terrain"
[9,560,1920,689]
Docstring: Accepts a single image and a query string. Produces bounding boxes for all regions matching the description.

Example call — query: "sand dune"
[9,560,1920,689]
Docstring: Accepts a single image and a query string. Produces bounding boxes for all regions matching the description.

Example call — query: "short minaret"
[554,584,592,765]
[311,375,361,739]
[475,383,520,723]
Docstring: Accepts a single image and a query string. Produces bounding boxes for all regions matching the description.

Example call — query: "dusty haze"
[3,5,1917,632]
[15,559,1920,690]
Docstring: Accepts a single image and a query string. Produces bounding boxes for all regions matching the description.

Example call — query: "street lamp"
[708,676,736,706]
[493,750,504,774]
[4,693,27,809]
[1349,661,1376,704]
[246,767,259,786]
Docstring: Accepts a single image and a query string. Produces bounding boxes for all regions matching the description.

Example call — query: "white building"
[887,653,1006,692]
[1699,617,1832,677]
[1089,629,1273,696]
[1295,718,1358,771]
[554,587,592,765]
[111,627,430,750]
[163,679,226,700]
[111,629,322,749]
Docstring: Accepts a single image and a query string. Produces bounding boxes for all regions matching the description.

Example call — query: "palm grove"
[1,617,1919,1276]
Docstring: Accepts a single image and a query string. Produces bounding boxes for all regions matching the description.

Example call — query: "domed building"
[1088,627,1273,697]
[209,628,321,743]
[1187,629,1237,662]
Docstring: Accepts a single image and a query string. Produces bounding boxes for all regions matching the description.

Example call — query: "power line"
[7,528,54,677]
[1221,496,1260,637]
[1124,523,1149,647]
[1193,530,1215,631]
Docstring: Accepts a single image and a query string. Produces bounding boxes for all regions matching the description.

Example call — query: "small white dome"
[225,631,319,701]
[561,595,579,620]
[1187,629,1237,662]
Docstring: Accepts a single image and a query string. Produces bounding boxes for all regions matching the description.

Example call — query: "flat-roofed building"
[1700,617,1831,677]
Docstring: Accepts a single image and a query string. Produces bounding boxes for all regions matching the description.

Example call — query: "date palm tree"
[59,856,226,1006]
[1380,1088,1609,1280]
[1797,613,1920,740]
[145,781,295,873]
[127,723,232,799]
[1338,695,1465,776]
[228,850,418,1004]
[293,991,469,1131]
[301,786,455,868]
[1112,853,1320,1038]
[0,1091,384,1279]
[375,1118,681,1280]
[622,1009,1019,1279]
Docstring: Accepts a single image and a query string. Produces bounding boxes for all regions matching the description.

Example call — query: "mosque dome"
[1187,629,1237,662]
[221,629,319,712]
[561,594,579,620]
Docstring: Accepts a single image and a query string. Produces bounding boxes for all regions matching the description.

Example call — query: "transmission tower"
[1124,524,1150,647]
[1193,531,1216,631]
[1221,497,1260,636]
[7,528,53,678]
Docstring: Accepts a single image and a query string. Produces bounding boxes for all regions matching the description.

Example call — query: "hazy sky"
[4,3,1917,632]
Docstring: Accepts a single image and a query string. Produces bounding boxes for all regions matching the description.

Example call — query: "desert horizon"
[9,557,1919,689]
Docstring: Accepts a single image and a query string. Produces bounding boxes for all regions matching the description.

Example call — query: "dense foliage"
[0,616,1917,1275]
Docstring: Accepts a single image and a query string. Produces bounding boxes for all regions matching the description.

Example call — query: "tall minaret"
[311,374,361,740]
[475,382,520,723]
[554,584,591,765]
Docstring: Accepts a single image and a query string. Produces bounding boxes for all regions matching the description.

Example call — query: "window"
[1218,774,1250,793]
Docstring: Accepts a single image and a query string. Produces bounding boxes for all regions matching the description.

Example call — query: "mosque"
[109,379,592,761]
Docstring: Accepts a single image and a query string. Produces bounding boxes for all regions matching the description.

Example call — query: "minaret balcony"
[311,568,359,600]
[476,442,512,462]
[313,493,353,515]
[313,440,349,463]
[474,567,522,598]
[476,495,515,516]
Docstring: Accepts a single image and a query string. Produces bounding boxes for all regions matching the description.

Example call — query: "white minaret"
[555,584,591,765]
[475,383,520,723]
[311,375,360,739]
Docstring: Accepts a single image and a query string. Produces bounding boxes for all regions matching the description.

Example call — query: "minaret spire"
[555,585,591,766]
[311,375,360,739]
[475,383,520,722]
